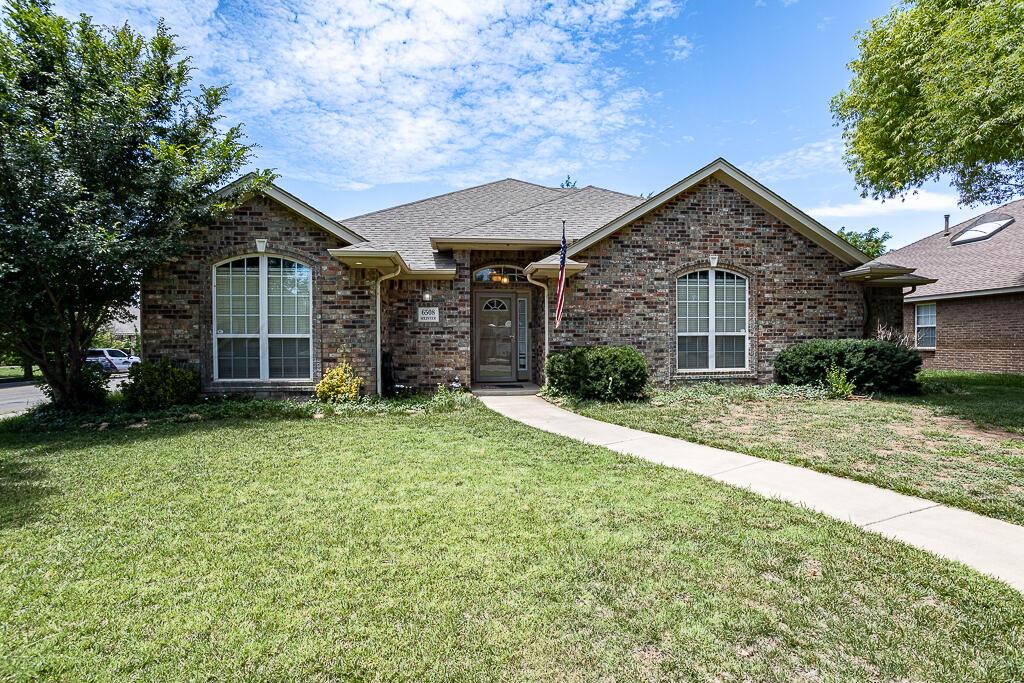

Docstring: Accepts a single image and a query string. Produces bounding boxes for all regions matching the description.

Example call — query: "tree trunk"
[21,360,32,380]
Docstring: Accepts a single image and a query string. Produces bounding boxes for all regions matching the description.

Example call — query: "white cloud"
[808,191,962,219]
[667,35,694,61]
[745,138,844,182]
[55,0,683,189]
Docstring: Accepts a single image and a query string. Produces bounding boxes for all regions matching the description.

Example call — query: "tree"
[0,0,270,408]
[831,0,1024,205]
[837,227,892,259]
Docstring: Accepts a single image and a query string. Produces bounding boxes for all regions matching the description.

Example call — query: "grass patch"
[0,365,37,383]
[570,371,1024,526]
[0,407,1022,680]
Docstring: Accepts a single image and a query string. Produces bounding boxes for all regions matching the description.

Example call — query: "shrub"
[545,345,650,400]
[315,361,364,402]
[774,339,921,394]
[121,359,200,410]
[824,363,855,399]
[42,362,109,408]
[427,384,475,412]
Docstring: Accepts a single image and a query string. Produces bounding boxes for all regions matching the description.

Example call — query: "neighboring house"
[863,201,1024,374]
[141,158,925,395]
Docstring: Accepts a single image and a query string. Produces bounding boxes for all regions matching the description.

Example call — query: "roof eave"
[524,261,588,278]
[430,237,563,250]
[327,248,456,280]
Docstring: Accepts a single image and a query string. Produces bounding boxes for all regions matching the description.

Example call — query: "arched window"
[473,265,527,285]
[213,255,312,380]
[676,269,748,371]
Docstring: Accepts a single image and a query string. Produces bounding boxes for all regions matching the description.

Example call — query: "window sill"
[673,368,756,379]
[913,347,936,353]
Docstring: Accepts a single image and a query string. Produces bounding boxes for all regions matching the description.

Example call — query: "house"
[862,201,1024,374]
[140,158,924,395]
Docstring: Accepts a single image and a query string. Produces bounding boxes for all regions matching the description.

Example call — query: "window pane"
[269,338,311,379]
[677,336,709,370]
[917,327,936,348]
[715,335,746,369]
[216,259,259,335]
[268,259,311,341]
[715,271,747,334]
[676,271,710,334]
[217,338,260,379]
[916,303,936,327]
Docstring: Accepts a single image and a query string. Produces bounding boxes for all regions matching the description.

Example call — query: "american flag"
[554,220,567,328]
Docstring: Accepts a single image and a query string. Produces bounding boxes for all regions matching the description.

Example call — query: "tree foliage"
[838,227,892,259]
[832,0,1024,205]
[0,0,270,408]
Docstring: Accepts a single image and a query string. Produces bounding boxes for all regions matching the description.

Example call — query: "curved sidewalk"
[479,394,1024,593]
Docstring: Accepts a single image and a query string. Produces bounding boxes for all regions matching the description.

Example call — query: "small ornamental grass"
[314,361,364,402]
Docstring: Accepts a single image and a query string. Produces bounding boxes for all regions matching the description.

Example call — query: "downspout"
[526,272,549,375]
[375,265,401,396]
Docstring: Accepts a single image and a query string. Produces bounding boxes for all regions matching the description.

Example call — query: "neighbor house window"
[213,256,312,380]
[676,269,748,371]
[915,303,936,349]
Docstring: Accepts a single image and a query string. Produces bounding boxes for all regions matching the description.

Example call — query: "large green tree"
[832,0,1024,205]
[838,227,892,259]
[0,0,270,408]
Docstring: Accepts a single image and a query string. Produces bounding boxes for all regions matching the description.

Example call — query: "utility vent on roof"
[951,214,1013,245]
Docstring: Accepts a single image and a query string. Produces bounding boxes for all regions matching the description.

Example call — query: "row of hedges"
[545,338,921,400]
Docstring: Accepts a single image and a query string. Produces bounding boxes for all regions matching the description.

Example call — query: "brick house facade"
[141,159,917,394]
[902,294,1024,373]
[869,198,1024,374]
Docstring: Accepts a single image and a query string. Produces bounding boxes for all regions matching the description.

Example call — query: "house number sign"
[418,306,440,323]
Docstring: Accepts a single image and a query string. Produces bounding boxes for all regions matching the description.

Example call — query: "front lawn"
[571,371,1024,526]
[1,405,1023,680]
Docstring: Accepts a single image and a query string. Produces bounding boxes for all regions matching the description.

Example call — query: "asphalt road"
[0,376,127,415]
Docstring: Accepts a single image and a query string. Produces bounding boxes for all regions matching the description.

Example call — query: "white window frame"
[212,254,314,382]
[675,268,750,373]
[915,302,937,350]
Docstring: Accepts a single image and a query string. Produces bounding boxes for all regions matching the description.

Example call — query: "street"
[0,376,127,416]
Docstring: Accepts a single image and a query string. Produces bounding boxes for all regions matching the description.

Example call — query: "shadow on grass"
[0,455,54,528]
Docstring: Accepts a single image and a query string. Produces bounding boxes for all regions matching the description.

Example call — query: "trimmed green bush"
[774,339,921,394]
[121,359,200,410]
[545,345,650,400]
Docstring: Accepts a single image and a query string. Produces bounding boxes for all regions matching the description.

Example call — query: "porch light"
[422,291,433,302]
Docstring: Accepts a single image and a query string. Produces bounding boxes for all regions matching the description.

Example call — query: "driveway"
[0,376,127,415]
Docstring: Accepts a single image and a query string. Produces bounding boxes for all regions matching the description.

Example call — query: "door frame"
[472,290,528,384]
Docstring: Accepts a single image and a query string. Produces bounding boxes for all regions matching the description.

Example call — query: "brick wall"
[549,177,867,384]
[903,293,1024,373]
[141,196,377,395]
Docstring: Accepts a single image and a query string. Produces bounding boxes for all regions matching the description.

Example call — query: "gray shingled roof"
[871,198,1024,300]
[337,179,568,270]
[447,186,644,241]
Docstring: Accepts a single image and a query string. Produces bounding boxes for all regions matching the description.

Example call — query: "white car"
[86,348,141,374]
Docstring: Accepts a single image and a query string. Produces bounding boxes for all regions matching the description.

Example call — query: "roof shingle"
[872,199,1024,300]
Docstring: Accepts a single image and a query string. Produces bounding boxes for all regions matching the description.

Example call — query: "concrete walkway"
[478,394,1024,593]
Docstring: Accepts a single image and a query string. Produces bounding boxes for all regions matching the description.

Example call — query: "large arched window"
[213,255,312,380]
[676,269,748,370]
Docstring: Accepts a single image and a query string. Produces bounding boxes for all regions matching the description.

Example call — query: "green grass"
[571,371,1024,526]
[0,365,37,383]
[1,406,1023,681]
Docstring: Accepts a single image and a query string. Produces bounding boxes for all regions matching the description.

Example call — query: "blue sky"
[55,0,991,248]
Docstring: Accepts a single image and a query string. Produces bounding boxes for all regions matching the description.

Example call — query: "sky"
[53,0,995,249]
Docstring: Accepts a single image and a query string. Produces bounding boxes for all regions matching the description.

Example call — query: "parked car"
[87,348,140,374]
[84,355,118,375]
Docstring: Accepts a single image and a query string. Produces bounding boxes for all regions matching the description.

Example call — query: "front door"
[474,293,516,382]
